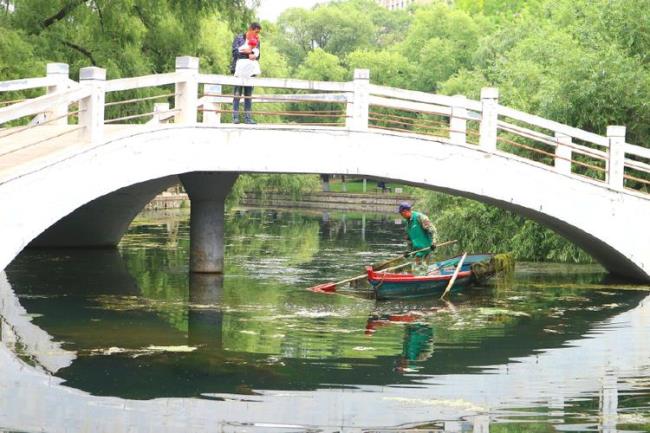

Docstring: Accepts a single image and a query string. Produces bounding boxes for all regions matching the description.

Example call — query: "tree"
[347,49,415,88]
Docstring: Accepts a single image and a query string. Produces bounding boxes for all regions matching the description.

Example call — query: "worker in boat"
[398,202,437,265]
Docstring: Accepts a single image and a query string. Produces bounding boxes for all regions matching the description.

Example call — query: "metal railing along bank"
[1,56,649,195]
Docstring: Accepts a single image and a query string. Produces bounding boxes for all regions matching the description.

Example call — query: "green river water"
[1,208,649,432]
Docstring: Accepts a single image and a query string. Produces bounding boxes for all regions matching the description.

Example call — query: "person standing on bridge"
[231,22,262,125]
[398,202,437,265]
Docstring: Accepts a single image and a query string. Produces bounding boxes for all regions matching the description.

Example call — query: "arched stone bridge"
[1,57,649,280]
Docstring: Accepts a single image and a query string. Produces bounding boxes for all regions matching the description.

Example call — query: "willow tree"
[0,0,255,77]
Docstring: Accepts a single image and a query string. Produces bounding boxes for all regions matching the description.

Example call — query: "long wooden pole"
[308,240,457,293]
[373,240,457,270]
[440,252,467,299]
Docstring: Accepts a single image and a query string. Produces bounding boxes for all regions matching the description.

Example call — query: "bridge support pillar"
[180,172,238,273]
[188,273,224,348]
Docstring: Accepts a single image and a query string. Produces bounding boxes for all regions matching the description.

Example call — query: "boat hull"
[367,254,495,300]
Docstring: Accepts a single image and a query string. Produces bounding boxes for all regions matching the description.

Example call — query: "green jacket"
[406,211,436,257]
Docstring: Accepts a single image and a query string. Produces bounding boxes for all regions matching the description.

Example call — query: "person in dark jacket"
[231,22,262,124]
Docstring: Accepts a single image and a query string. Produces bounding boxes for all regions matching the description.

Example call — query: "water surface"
[2,208,649,432]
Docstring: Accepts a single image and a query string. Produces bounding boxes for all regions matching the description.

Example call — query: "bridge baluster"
[45,63,69,125]
[555,132,573,174]
[79,67,106,144]
[607,125,626,190]
[202,84,222,125]
[450,94,467,146]
[479,87,499,152]
[151,103,170,125]
[175,56,199,125]
[346,69,370,131]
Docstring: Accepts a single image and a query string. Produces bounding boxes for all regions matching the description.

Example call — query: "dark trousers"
[233,86,253,119]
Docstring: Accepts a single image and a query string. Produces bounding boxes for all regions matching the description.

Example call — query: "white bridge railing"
[1,56,649,195]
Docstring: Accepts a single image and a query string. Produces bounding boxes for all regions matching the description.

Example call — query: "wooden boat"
[367,253,496,300]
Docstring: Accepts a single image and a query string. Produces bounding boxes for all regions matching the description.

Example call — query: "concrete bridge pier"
[179,172,238,273]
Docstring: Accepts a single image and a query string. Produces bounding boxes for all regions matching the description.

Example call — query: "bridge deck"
[0,123,359,182]
[0,125,142,181]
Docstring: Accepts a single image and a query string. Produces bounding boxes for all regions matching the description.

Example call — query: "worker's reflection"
[365,310,434,373]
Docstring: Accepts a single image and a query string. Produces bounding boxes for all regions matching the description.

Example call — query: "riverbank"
[146,191,415,213]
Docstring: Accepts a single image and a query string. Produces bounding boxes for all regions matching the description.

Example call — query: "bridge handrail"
[104,73,181,93]
[0,77,57,93]
[369,84,483,112]
[497,120,608,159]
[1,56,648,194]
[626,143,650,160]
[0,86,91,125]
[199,74,354,93]
[199,92,349,104]
[497,105,610,149]
[369,95,452,117]
[626,159,650,174]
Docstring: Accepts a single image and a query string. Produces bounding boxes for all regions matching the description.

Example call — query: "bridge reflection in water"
[1,215,649,432]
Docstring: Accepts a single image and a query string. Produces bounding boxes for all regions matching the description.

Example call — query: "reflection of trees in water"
[116,210,648,365]
[118,210,325,333]
[4,237,649,401]
[9,211,647,394]
[227,209,321,266]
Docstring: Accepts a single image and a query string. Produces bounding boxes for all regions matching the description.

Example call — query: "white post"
[450,94,467,146]
[607,125,626,190]
[151,103,170,124]
[45,63,69,125]
[555,132,573,174]
[600,374,618,433]
[79,67,106,144]
[346,68,370,131]
[202,84,222,125]
[472,415,489,433]
[175,56,199,125]
[479,87,499,152]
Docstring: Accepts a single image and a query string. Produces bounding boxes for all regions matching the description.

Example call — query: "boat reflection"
[1,245,650,432]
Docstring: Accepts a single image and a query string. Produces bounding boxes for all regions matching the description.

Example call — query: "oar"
[309,240,457,294]
[308,272,368,293]
[308,259,415,294]
[440,252,467,299]
[373,240,458,271]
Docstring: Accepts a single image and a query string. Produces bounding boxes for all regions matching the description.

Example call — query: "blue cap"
[398,202,411,212]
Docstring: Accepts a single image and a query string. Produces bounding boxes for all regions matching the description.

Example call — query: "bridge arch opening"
[0,126,647,281]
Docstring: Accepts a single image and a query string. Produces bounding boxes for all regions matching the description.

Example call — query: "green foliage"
[347,50,415,88]
[5,0,650,264]
[296,48,347,82]
[1,0,253,77]
[273,0,409,69]
[415,191,593,263]
[229,174,321,204]
[0,27,42,79]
